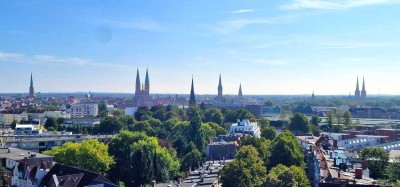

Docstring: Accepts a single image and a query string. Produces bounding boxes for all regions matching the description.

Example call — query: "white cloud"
[33,55,90,66]
[317,41,395,49]
[0,52,23,60]
[210,15,298,34]
[231,9,255,14]
[282,0,399,10]
[102,19,163,32]
[0,51,128,68]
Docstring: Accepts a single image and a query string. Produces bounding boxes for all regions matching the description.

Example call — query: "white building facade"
[229,119,261,138]
[43,111,71,119]
[70,104,98,118]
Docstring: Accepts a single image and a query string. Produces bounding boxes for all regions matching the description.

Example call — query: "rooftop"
[0,147,53,160]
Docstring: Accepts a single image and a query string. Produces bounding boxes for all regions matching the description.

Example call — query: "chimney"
[151,180,156,187]
[355,168,363,179]
[337,170,340,179]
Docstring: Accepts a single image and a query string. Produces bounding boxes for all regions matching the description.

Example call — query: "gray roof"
[0,147,53,160]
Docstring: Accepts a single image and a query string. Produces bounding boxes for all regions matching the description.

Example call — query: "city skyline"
[1,1,400,95]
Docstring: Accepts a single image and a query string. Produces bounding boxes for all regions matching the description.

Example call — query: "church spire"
[238,83,243,98]
[135,69,141,94]
[189,76,196,107]
[354,76,361,99]
[218,74,222,97]
[361,76,367,100]
[29,72,35,98]
[30,72,33,88]
[145,69,150,94]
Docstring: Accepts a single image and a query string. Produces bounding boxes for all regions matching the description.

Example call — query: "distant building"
[124,107,138,116]
[214,74,226,102]
[29,73,35,98]
[0,111,29,125]
[189,77,196,107]
[361,77,367,100]
[229,119,261,138]
[349,107,389,119]
[238,83,243,98]
[205,141,237,160]
[70,104,98,118]
[354,76,367,101]
[15,124,42,135]
[354,76,361,100]
[4,135,112,153]
[43,110,71,119]
[40,163,117,187]
[133,69,153,106]
[63,118,101,126]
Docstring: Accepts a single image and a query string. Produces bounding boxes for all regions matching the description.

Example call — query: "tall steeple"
[312,91,315,100]
[218,74,223,97]
[354,76,361,100]
[361,76,367,100]
[135,69,141,95]
[238,83,243,98]
[145,69,150,95]
[189,77,196,107]
[29,72,35,98]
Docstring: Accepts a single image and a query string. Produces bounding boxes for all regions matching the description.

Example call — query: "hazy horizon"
[1,1,400,95]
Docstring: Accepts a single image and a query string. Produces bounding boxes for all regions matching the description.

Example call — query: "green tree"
[310,115,321,126]
[98,117,126,134]
[204,108,224,125]
[264,100,273,106]
[261,126,276,140]
[43,139,114,174]
[132,121,154,135]
[220,146,267,187]
[236,108,257,122]
[258,118,270,129]
[264,164,310,187]
[326,110,335,131]
[188,107,206,152]
[112,109,123,116]
[56,117,65,125]
[0,165,5,187]
[98,100,107,113]
[108,131,180,187]
[199,101,206,110]
[269,130,304,168]
[359,147,389,179]
[150,105,166,121]
[44,117,59,130]
[386,157,400,185]
[181,148,202,171]
[207,122,228,136]
[343,111,353,129]
[11,120,17,130]
[134,106,152,121]
[289,113,310,133]
[240,137,271,166]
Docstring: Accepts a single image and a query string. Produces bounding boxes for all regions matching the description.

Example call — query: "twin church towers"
[354,76,367,100]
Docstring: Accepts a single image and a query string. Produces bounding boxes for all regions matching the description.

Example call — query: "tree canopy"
[289,113,310,133]
[43,139,114,174]
[220,145,267,187]
[108,130,180,187]
[44,117,59,130]
[269,130,305,168]
[264,164,310,187]
[359,147,389,179]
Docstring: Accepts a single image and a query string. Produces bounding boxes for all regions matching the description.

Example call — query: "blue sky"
[1,0,400,95]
